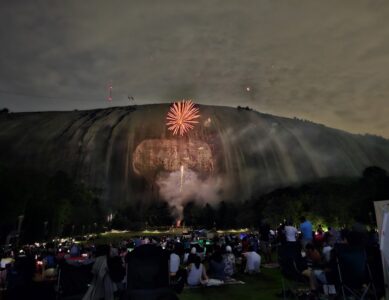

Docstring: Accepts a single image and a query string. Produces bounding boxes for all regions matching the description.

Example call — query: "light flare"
[180,165,184,192]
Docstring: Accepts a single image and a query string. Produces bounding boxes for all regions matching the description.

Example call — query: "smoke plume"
[156,168,223,220]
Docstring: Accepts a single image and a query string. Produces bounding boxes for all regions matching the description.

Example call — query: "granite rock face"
[133,138,213,178]
[1,104,389,210]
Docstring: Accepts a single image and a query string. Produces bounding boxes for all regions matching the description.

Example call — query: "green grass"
[180,268,282,300]
[91,231,285,299]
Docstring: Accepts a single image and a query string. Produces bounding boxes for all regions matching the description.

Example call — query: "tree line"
[1,163,388,244]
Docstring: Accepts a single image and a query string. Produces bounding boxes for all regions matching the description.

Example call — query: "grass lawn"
[90,231,287,299]
[180,267,283,300]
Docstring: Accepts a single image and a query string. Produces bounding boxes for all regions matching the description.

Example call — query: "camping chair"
[335,245,377,300]
[126,244,177,300]
[277,242,309,299]
[55,260,93,300]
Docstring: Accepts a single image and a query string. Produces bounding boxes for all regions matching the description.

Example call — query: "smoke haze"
[156,168,224,219]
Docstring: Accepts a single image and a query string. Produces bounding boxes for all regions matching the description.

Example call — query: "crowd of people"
[276,216,382,298]
[0,216,383,299]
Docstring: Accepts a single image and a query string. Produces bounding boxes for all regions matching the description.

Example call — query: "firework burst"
[166,100,200,136]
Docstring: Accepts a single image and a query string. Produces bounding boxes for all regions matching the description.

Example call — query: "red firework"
[166,100,200,136]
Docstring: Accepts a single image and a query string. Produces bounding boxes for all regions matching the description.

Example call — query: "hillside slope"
[0,104,388,210]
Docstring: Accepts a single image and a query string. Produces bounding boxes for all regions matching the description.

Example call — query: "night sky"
[1,1,389,137]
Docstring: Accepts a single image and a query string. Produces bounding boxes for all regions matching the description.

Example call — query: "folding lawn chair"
[55,260,93,300]
[125,244,177,300]
[335,245,377,300]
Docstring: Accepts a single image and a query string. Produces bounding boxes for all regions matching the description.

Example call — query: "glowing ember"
[166,100,200,136]
[176,220,182,227]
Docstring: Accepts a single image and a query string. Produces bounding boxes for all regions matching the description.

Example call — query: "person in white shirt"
[0,253,14,289]
[322,243,332,263]
[242,246,261,274]
[284,221,298,242]
[169,249,180,276]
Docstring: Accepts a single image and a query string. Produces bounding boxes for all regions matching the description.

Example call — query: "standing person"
[276,221,286,244]
[323,227,335,246]
[314,224,324,248]
[299,216,313,249]
[241,237,250,253]
[284,220,298,242]
[259,221,272,263]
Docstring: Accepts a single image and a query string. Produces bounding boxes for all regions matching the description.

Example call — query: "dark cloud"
[0,0,389,137]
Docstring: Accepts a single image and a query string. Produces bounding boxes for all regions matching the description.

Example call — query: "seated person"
[0,252,14,270]
[184,247,198,265]
[169,247,180,276]
[0,253,13,289]
[223,246,236,277]
[242,246,261,274]
[310,232,371,293]
[70,244,80,258]
[303,248,338,294]
[208,248,225,281]
[322,243,333,263]
[301,243,324,292]
[305,243,321,267]
[1,250,14,276]
[187,256,208,286]
[42,251,58,278]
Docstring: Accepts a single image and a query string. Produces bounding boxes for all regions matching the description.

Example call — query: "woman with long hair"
[186,256,208,286]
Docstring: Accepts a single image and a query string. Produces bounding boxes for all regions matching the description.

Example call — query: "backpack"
[107,256,125,283]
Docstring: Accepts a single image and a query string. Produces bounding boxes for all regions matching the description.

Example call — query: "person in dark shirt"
[209,247,225,281]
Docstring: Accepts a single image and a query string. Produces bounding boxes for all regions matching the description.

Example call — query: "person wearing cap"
[223,245,236,277]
